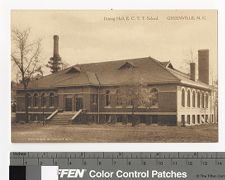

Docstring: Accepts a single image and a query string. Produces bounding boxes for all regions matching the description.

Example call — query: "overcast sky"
[11,10,217,81]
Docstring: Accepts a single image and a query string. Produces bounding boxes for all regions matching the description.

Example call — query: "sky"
[11,10,217,82]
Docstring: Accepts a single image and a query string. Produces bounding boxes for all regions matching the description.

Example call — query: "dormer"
[119,62,135,70]
[166,62,174,69]
[160,61,174,70]
[66,66,81,74]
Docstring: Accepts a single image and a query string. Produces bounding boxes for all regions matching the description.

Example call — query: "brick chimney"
[198,49,209,84]
[190,62,196,81]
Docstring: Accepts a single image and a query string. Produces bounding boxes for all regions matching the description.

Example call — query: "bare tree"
[180,49,197,73]
[116,83,158,126]
[11,28,43,122]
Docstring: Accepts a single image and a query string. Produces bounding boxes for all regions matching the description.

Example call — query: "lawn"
[11,123,218,143]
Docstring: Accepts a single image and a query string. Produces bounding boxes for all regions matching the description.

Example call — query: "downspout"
[97,86,100,123]
[95,73,101,124]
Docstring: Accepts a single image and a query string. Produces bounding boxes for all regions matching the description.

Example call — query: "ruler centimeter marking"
[10,152,225,159]
[10,152,225,166]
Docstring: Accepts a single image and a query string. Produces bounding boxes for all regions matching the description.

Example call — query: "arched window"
[202,92,205,108]
[192,91,196,107]
[126,88,133,106]
[181,89,185,107]
[105,90,110,106]
[41,93,46,107]
[116,89,122,106]
[150,88,159,106]
[206,93,209,108]
[49,93,54,107]
[187,90,191,107]
[33,93,38,107]
[187,115,190,124]
[26,93,32,107]
[197,91,200,108]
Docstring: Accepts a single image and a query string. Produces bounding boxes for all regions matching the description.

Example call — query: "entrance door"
[75,97,83,111]
[65,96,73,111]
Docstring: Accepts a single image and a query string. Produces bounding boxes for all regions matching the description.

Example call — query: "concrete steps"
[48,113,74,125]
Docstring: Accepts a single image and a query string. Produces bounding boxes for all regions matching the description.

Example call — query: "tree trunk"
[23,84,29,123]
[24,92,29,123]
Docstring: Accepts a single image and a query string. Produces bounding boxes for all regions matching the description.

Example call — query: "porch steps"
[48,113,74,125]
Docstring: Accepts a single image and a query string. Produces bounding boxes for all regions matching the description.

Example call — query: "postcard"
[11,10,218,143]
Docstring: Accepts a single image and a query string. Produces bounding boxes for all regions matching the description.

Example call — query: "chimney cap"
[53,35,59,39]
[198,49,209,52]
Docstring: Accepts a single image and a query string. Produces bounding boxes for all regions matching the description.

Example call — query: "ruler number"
[98,160,102,166]
[156,160,164,166]
[113,160,116,166]
[83,160,87,166]
[201,161,208,166]
[186,160,193,166]
[172,160,178,166]
[216,161,223,166]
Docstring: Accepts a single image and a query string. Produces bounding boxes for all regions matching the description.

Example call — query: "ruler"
[10,152,225,180]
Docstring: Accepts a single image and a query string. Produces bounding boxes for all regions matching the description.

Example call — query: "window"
[197,91,200,108]
[150,88,159,106]
[116,89,122,106]
[126,99,132,107]
[205,115,208,123]
[187,90,191,107]
[187,115,190,124]
[192,115,195,124]
[26,93,32,107]
[41,93,46,107]
[91,94,98,104]
[181,115,185,126]
[201,115,205,123]
[105,90,110,106]
[33,93,38,107]
[49,93,54,107]
[181,89,185,107]
[206,94,209,108]
[202,93,205,108]
[197,115,200,124]
[192,91,196,107]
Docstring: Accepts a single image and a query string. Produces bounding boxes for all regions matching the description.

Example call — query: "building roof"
[17,56,212,90]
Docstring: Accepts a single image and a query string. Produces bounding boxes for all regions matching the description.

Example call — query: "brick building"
[15,36,217,126]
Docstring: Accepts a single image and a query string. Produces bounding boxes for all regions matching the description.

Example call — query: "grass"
[11,122,218,143]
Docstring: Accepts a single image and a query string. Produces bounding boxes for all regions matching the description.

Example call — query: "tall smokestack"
[190,62,196,81]
[48,35,62,73]
[198,49,209,84]
[53,35,59,57]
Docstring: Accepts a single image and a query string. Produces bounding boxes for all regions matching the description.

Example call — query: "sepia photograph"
[11,10,218,143]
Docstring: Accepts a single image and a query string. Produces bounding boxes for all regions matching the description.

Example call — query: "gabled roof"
[17,56,211,90]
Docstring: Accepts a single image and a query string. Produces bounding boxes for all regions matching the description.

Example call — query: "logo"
[58,169,87,178]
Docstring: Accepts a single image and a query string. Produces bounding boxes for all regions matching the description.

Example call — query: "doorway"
[75,97,83,111]
[65,96,73,111]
